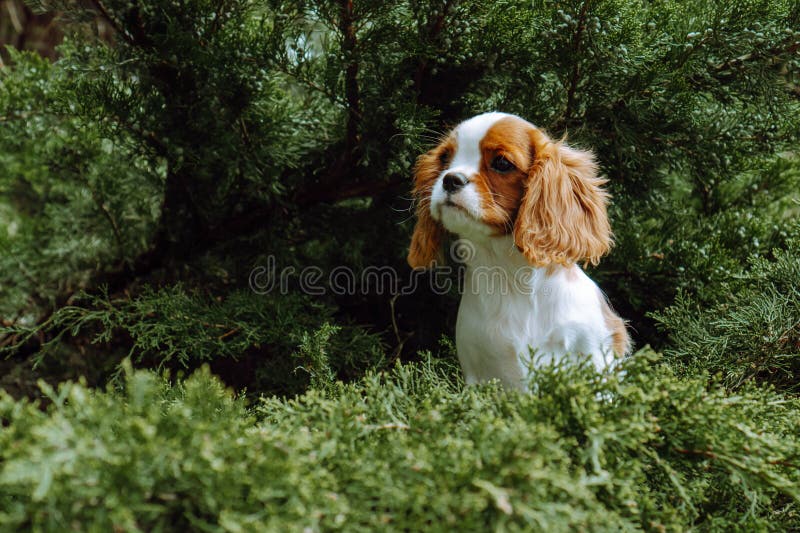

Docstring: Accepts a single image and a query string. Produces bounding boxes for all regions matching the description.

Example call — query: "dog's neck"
[458,234,557,296]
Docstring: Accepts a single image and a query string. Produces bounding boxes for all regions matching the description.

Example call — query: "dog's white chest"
[454,256,614,390]
[455,288,533,388]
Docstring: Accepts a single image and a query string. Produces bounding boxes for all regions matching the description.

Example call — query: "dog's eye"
[439,151,451,167]
[491,155,515,173]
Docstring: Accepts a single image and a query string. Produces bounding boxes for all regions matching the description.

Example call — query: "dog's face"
[408,112,612,268]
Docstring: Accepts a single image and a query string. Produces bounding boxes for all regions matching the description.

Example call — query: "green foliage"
[4,0,798,340]
[0,48,161,316]
[2,0,798,377]
[51,0,307,245]
[0,1,799,527]
[600,154,800,342]
[654,242,800,390]
[0,353,798,531]
[3,284,384,395]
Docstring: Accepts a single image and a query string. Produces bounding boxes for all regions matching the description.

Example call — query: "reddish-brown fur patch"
[463,116,613,268]
[597,288,631,356]
[514,127,612,267]
[472,117,536,233]
[407,136,456,268]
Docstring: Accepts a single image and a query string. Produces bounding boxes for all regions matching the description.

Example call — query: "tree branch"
[85,177,125,260]
[339,0,361,159]
[295,174,406,207]
[413,0,454,99]
[712,36,800,75]
[89,0,136,46]
[564,0,592,123]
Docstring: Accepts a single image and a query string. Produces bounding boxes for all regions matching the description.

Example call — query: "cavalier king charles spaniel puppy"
[408,112,630,390]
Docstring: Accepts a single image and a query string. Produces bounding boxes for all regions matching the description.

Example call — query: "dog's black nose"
[443,172,467,193]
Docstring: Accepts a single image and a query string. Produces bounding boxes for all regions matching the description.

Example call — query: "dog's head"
[408,112,611,268]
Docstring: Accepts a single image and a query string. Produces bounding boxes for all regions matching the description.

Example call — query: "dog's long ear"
[514,131,611,266]
[408,151,445,269]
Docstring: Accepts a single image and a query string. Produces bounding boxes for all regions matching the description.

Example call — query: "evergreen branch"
[4,1,24,34]
[673,446,800,491]
[0,111,32,122]
[274,62,346,106]
[712,36,800,76]
[413,0,456,99]
[209,0,230,36]
[86,182,125,260]
[275,1,368,212]
[89,0,136,46]
[218,328,239,341]
[674,447,717,459]
[388,293,413,363]
[295,174,406,206]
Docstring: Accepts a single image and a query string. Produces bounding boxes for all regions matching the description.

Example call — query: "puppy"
[408,112,630,389]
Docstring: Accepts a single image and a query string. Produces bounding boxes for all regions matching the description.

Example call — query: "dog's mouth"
[443,199,469,213]
[434,198,482,227]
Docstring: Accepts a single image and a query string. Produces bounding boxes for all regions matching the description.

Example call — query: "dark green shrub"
[655,240,800,391]
[0,353,798,531]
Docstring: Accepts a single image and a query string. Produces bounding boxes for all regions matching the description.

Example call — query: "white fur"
[430,113,617,390]
[454,234,616,390]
